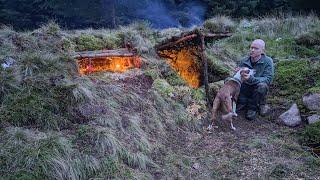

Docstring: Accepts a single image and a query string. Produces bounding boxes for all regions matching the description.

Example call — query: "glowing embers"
[74,49,142,74]
[158,47,202,88]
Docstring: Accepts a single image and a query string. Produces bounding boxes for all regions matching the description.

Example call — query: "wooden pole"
[199,31,212,123]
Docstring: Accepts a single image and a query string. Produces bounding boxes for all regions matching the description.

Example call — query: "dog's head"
[233,67,255,83]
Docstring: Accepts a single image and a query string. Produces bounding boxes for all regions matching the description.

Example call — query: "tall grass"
[0,128,101,180]
[252,14,320,38]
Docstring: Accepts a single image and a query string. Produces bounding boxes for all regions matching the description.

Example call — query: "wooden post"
[198,31,212,123]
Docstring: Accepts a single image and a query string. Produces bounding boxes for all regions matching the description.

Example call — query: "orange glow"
[77,56,142,74]
[158,47,201,88]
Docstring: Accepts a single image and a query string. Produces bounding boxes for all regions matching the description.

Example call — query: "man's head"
[249,39,265,60]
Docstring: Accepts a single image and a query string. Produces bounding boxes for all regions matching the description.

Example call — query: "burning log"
[74,49,142,74]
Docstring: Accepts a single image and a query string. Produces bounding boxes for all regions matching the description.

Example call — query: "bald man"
[237,39,274,120]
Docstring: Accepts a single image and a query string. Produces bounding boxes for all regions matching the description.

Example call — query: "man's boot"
[246,109,257,121]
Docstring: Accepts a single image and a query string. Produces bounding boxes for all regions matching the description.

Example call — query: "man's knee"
[256,83,269,95]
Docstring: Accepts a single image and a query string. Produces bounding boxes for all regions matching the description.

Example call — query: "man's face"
[249,42,263,59]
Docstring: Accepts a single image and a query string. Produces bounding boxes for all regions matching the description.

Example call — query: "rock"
[303,93,320,111]
[307,114,320,124]
[278,103,302,127]
[192,163,200,170]
[1,57,15,69]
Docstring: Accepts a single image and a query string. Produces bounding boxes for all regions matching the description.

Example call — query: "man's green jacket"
[239,54,274,85]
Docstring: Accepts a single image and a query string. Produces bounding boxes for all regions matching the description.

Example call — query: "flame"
[78,56,142,74]
[158,47,201,88]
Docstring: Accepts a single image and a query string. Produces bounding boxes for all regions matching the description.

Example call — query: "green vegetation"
[1,0,320,30]
[0,130,101,179]
[300,121,320,147]
[0,14,320,179]
[203,16,236,33]
[273,60,320,100]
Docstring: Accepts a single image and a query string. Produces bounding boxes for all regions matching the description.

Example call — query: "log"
[73,49,136,59]
[156,32,232,52]
[156,34,198,51]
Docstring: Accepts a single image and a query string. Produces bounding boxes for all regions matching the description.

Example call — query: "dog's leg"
[232,100,238,117]
[222,96,236,130]
[230,118,236,130]
[207,97,220,131]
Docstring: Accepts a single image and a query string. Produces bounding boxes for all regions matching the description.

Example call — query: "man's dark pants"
[237,83,269,112]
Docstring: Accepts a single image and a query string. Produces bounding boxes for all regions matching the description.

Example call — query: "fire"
[78,56,142,74]
[158,47,201,88]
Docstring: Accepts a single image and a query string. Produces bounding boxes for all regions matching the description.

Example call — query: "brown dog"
[207,67,253,131]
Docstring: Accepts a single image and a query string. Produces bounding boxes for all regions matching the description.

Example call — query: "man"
[236,39,274,120]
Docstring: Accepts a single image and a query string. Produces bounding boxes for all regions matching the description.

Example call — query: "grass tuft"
[203,16,236,33]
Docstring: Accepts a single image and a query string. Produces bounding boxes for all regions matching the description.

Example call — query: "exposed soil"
[151,105,319,179]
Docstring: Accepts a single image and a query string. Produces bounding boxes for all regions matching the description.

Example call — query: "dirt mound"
[118,74,153,96]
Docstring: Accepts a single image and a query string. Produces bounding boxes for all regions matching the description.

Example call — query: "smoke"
[183,2,206,27]
[104,0,206,29]
[136,1,181,29]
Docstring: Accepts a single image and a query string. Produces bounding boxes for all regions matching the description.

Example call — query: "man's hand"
[234,67,240,72]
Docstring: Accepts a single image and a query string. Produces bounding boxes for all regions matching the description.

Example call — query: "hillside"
[0,15,320,179]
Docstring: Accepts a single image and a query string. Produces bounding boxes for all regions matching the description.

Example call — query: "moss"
[144,68,161,80]
[101,33,122,49]
[152,79,175,97]
[165,71,186,86]
[207,53,231,82]
[273,60,320,100]
[75,34,104,51]
[61,37,75,52]
[191,88,206,102]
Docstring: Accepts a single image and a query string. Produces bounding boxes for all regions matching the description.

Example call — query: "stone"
[278,103,302,127]
[307,114,320,124]
[192,163,200,170]
[303,93,320,111]
[1,57,15,69]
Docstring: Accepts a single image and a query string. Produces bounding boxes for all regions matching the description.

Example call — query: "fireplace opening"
[74,49,142,75]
